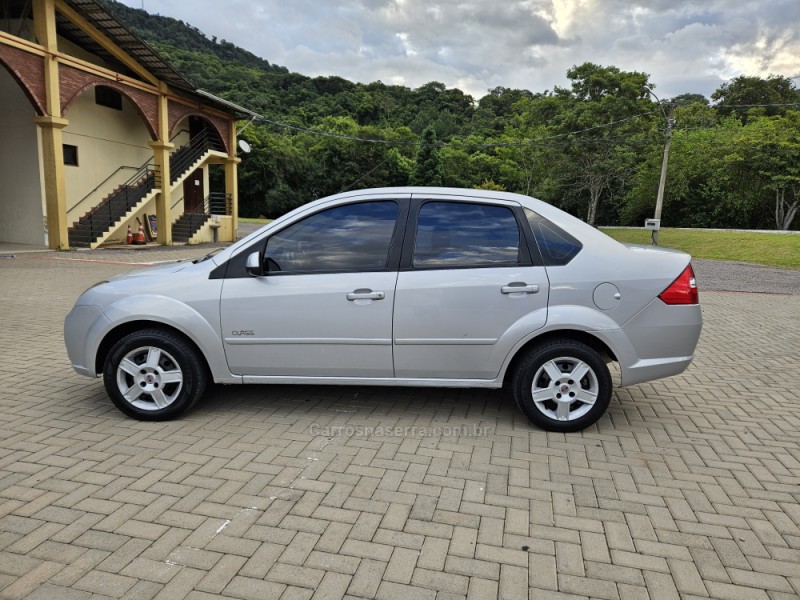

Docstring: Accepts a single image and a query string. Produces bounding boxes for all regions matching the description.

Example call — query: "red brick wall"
[0,42,233,153]
[59,64,159,139]
[0,44,46,115]
[168,100,232,154]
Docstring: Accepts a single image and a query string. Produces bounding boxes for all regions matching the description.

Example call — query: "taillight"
[659,265,699,305]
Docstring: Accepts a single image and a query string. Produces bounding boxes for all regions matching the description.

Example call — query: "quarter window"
[414,201,521,268]
[524,208,582,265]
[265,201,398,273]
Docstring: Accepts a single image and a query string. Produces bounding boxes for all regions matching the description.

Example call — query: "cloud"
[127,0,800,99]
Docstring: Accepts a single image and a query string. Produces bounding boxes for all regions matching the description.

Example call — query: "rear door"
[393,197,549,380]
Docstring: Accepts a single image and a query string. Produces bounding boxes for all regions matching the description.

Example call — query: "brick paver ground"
[1,249,799,600]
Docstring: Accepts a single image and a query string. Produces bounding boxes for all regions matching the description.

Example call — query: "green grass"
[239,217,272,224]
[600,228,800,269]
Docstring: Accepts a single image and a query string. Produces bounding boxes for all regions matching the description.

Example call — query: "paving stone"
[375,581,436,600]
[347,558,387,598]
[410,567,468,595]
[1,254,799,600]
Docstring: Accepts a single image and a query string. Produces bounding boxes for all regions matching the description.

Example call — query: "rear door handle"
[347,288,385,301]
[501,282,539,294]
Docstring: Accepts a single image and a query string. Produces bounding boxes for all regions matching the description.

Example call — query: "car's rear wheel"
[512,339,611,432]
[103,329,207,420]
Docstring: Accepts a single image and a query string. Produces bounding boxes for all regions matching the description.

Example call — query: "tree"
[545,63,654,225]
[711,75,799,123]
[411,126,444,186]
[728,113,800,229]
[236,127,309,218]
[672,93,709,106]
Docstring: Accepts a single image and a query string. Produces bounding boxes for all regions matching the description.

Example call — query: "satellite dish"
[238,139,251,154]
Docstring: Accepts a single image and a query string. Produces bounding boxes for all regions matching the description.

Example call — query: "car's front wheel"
[512,339,611,432]
[103,329,207,420]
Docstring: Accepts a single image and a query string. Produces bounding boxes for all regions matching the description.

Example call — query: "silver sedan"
[64,187,702,431]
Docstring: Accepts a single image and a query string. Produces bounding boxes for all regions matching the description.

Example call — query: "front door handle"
[501,282,539,294]
[347,288,385,301]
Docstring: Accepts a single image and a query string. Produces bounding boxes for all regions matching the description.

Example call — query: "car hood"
[107,260,192,281]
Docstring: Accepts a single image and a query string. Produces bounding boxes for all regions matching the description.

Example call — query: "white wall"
[0,67,45,245]
[62,88,153,220]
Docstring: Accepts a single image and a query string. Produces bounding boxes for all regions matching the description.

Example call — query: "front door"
[393,199,549,380]
[183,169,204,213]
[220,200,403,377]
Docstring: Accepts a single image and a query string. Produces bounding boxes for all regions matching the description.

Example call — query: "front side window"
[413,201,521,268]
[265,201,398,273]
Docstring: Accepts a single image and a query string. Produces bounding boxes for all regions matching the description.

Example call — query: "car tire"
[512,339,611,432]
[103,328,207,421]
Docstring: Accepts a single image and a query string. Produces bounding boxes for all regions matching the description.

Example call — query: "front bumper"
[64,305,109,377]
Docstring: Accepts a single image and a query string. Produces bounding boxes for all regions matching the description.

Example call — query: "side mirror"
[245,251,264,277]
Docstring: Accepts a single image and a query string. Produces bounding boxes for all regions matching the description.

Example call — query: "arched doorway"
[172,114,226,215]
[0,64,45,246]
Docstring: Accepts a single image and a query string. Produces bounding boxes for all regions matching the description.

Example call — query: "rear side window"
[266,201,398,273]
[414,201,521,268]
[524,208,582,266]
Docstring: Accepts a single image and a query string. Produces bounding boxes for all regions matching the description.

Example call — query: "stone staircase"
[67,131,224,248]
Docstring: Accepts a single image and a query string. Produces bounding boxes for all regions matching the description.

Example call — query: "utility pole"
[652,101,675,245]
[643,86,676,245]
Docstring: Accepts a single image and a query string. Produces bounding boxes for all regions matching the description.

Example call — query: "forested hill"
[100,0,799,231]
[100,0,479,131]
[101,0,287,75]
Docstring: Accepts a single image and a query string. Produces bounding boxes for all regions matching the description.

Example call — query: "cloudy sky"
[120,0,800,100]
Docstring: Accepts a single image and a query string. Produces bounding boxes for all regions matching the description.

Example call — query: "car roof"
[328,186,537,205]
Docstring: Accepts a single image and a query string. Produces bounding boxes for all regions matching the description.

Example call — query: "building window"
[63,144,79,166]
[95,86,122,110]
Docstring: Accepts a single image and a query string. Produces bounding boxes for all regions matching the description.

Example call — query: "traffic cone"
[134,224,146,245]
[126,225,133,244]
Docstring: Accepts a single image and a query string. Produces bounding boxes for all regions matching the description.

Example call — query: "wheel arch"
[502,329,617,389]
[95,320,210,378]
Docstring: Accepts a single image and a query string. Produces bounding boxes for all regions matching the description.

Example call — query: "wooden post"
[149,84,173,244]
[225,152,240,240]
[226,120,240,240]
[33,0,69,249]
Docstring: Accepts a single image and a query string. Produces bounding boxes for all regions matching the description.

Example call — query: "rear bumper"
[617,300,703,387]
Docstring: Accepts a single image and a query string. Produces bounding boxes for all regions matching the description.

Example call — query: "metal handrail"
[209,192,232,215]
[66,129,191,218]
[176,191,232,217]
[67,165,140,217]
[71,167,159,244]
[169,129,224,185]
[68,129,224,246]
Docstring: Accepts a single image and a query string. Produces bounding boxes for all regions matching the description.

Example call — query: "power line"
[199,83,798,152]
[714,102,800,108]
[254,109,663,149]
[195,88,664,148]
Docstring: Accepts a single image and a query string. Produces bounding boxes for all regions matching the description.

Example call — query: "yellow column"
[226,122,240,240]
[33,0,69,249]
[149,84,173,244]
[225,157,240,241]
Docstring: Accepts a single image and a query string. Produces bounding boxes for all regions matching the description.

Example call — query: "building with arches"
[0,0,242,249]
